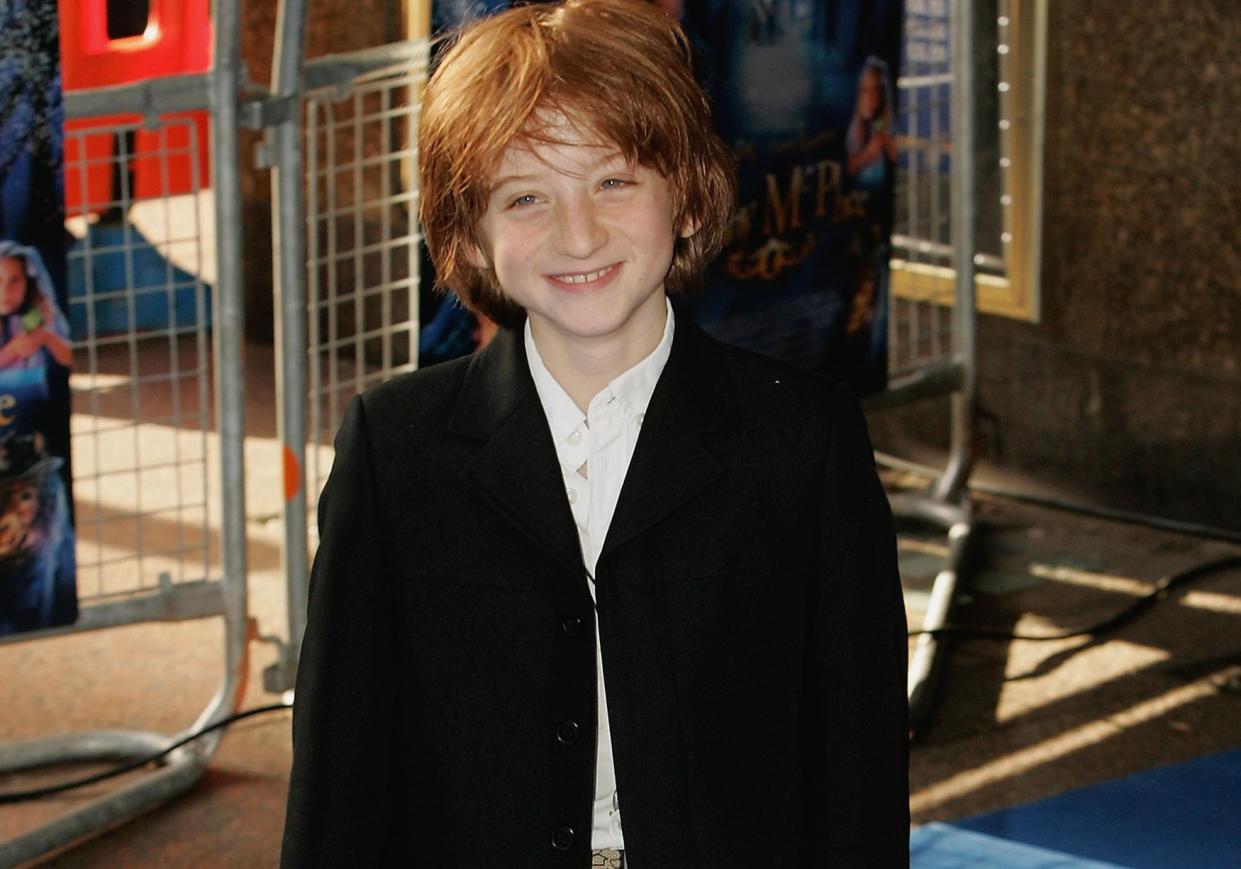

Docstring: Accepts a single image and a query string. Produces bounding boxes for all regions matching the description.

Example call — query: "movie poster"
[0,0,78,635]
[675,0,902,394]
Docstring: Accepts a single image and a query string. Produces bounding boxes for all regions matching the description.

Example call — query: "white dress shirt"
[524,300,675,851]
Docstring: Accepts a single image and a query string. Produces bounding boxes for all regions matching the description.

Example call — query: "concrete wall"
[870,0,1241,530]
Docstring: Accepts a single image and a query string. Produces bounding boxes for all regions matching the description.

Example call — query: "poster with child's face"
[675,0,902,394]
[0,0,78,635]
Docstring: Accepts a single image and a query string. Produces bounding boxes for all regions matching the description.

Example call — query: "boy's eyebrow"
[489,173,537,192]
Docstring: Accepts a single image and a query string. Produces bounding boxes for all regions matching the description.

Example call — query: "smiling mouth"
[549,263,619,285]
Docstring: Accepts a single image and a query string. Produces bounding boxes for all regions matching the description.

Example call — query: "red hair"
[418,0,736,326]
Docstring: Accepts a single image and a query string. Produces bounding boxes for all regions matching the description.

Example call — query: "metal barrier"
[874,0,979,734]
[0,0,250,862]
[260,2,982,738]
[259,26,428,694]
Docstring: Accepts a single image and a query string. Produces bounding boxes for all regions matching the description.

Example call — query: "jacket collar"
[449,312,739,576]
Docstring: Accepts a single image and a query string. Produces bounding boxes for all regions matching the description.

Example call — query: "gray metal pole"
[907,0,979,735]
[933,0,978,505]
[269,0,312,695]
[206,0,251,719]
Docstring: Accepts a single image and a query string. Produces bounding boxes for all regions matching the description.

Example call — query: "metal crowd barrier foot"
[0,731,213,866]
[891,491,975,737]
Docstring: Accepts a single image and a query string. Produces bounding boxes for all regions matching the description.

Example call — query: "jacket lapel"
[450,328,586,578]
[601,316,738,560]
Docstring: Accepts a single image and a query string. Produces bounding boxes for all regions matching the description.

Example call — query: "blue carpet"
[913,748,1241,868]
[911,823,1119,867]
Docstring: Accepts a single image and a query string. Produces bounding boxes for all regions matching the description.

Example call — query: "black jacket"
[281,319,909,867]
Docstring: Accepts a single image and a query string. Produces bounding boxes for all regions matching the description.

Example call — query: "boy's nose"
[554,197,608,258]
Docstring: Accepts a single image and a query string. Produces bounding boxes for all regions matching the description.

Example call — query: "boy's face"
[475,121,688,357]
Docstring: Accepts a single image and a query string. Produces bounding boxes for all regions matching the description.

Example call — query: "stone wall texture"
[871,0,1241,530]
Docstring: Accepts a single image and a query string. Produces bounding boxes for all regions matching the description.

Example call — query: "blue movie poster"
[676,0,902,393]
[0,0,78,635]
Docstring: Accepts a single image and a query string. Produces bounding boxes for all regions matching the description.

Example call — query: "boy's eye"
[510,194,539,208]
[600,178,631,190]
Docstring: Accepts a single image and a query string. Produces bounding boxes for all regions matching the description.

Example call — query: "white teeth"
[554,264,614,284]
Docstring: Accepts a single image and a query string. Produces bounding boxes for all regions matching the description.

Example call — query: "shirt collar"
[524,298,676,445]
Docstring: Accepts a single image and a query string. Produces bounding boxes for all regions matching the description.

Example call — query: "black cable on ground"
[908,555,1241,642]
[0,701,293,805]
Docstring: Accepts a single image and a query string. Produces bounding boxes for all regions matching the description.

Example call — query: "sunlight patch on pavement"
[911,663,1241,814]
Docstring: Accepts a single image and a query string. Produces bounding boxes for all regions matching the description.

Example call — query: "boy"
[281,1,909,866]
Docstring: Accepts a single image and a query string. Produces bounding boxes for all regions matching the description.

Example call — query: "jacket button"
[556,720,580,744]
[561,616,583,636]
[551,826,575,850]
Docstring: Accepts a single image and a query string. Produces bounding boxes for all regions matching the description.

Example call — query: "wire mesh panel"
[304,64,423,521]
[891,0,957,378]
[63,115,217,606]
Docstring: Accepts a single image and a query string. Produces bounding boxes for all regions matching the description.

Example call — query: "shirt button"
[556,720,580,744]
[566,487,577,504]
[550,826,575,851]
[567,429,582,445]
[561,616,583,636]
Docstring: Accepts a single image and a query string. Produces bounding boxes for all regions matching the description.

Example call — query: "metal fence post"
[202,0,251,726]
[934,0,978,506]
[266,0,312,696]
